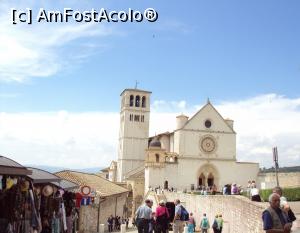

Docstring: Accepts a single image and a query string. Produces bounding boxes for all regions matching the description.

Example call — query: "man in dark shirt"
[262,193,292,233]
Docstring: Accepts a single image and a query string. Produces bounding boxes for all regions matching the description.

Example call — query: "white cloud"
[0,94,299,168]
[0,2,115,82]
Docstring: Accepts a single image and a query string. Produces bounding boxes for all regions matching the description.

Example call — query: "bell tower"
[117,88,151,182]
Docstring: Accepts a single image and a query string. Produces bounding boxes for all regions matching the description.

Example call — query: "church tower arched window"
[130,95,134,107]
[142,96,146,108]
[135,95,140,107]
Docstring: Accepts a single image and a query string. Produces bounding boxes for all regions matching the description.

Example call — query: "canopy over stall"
[26,167,61,183]
[0,155,32,176]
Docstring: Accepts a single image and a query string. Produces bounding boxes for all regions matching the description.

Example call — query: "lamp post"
[272,147,280,187]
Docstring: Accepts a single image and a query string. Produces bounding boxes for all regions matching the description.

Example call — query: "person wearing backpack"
[212,215,219,233]
[173,199,188,233]
[200,213,210,233]
[216,214,224,233]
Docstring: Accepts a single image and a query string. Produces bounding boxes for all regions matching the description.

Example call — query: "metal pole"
[275,147,279,187]
[273,147,280,187]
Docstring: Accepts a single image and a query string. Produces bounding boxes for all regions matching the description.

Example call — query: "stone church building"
[109,88,259,213]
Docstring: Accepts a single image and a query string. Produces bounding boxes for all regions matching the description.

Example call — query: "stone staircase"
[145,191,300,233]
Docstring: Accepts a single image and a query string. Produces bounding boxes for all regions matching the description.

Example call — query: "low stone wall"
[78,193,128,233]
[164,192,268,233]
[258,172,300,189]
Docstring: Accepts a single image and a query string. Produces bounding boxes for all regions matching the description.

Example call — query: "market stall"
[0,155,35,233]
[27,167,79,233]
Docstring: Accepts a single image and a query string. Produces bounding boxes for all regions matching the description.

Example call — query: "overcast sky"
[0,0,299,168]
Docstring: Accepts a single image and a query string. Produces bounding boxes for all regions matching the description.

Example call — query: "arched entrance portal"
[207,173,214,187]
[197,163,219,188]
[198,173,205,187]
[164,180,169,190]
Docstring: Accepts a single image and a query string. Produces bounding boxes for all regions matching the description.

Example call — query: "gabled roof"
[124,165,145,180]
[0,155,32,176]
[55,170,128,197]
[109,161,117,170]
[181,101,236,133]
[51,179,80,191]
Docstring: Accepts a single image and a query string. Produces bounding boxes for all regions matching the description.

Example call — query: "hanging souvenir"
[42,185,54,197]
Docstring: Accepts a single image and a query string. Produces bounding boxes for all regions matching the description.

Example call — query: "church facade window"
[135,95,140,107]
[141,115,145,122]
[205,119,212,128]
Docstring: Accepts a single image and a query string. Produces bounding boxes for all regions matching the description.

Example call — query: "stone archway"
[198,173,205,187]
[197,163,219,188]
[164,180,169,190]
[207,173,214,187]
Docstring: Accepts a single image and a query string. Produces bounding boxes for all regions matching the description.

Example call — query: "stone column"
[121,224,126,233]
[99,224,105,233]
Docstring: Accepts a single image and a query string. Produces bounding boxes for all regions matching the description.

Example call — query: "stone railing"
[164,192,268,233]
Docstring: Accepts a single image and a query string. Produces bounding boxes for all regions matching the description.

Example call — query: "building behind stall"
[108,88,260,217]
[55,170,129,233]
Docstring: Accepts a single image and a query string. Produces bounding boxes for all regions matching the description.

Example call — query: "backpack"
[180,206,189,221]
[212,220,218,229]
[202,218,208,228]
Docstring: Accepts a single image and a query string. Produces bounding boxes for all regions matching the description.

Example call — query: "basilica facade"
[114,88,259,195]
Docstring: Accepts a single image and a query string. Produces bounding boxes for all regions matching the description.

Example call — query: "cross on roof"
[135,80,139,89]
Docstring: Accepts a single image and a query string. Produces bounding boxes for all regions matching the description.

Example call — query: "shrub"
[260,187,300,202]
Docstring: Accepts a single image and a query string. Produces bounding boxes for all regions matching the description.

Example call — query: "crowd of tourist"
[107,215,129,232]
[134,198,225,233]
[134,185,297,233]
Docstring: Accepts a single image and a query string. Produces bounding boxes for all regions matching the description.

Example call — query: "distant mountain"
[260,166,300,173]
[25,164,104,174]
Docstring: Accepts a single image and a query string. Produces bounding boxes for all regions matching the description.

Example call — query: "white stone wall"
[176,130,236,160]
[258,172,300,189]
[160,135,170,152]
[146,159,259,192]
[117,89,151,181]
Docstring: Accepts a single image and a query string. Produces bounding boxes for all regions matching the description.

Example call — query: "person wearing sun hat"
[42,185,54,197]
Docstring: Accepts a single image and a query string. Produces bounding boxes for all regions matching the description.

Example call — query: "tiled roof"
[55,170,128,197]
[51,179,80,191]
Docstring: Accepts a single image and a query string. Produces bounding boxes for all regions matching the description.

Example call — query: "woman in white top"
[250,184,261,202]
